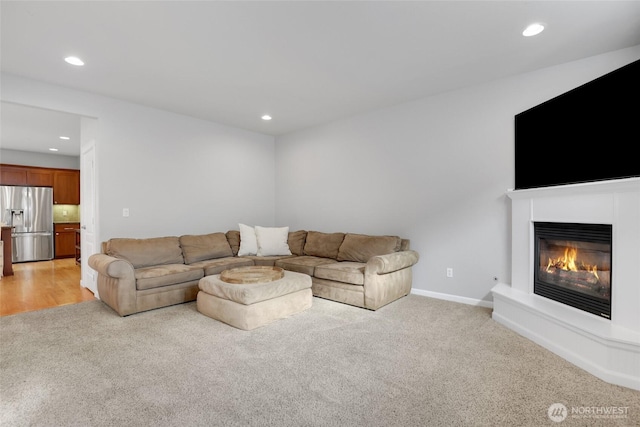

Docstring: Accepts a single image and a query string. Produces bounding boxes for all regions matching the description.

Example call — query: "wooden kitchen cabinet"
[53,169,80,204]
[55,223,80,259]
[1,164,80,204]
[0,165,28,185]
[27,168,54,187]
[1,165,54,186]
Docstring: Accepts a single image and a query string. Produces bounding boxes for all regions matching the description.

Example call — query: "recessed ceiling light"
[49,148,59,152]
[64,56,85,66]
[523,23,545,37]
[261,115,272,121]
[59,136,70,140]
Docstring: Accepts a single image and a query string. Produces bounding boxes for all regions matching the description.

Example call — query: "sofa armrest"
[365,250,419,275]
[89,253,134,278]
[363,250,419,310]
[88,253,137,316]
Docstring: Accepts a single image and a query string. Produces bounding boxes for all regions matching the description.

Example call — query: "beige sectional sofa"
[88,229,419,316]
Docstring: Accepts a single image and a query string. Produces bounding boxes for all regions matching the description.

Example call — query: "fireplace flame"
[546,246,599,280]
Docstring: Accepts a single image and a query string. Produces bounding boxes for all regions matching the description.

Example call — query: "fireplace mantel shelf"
[506,177,640,200]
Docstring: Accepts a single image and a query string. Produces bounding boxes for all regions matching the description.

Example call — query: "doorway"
[0,102,99,305]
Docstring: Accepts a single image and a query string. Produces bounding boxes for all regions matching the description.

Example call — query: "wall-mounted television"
[514,59,640,190]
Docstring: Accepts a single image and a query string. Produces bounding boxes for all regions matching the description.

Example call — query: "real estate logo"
[548,403,568,423]
[548,403,630,423]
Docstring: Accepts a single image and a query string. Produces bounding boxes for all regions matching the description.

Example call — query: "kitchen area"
[1,164,81,277]
[0,102,95,314]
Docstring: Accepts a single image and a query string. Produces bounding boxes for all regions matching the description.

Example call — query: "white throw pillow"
[255,226,292,256]
[238,223,258,256]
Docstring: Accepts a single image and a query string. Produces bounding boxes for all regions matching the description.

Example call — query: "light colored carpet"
[1,294,638,426]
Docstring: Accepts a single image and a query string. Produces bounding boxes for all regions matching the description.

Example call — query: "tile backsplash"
[53,205,80,223]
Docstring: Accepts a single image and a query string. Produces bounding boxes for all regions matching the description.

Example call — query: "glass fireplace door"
[534,222,612,319]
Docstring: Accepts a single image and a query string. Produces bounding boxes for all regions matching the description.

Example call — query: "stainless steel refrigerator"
[0,185,54,262]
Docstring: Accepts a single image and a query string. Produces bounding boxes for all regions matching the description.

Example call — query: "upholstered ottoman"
[196,268,312,330]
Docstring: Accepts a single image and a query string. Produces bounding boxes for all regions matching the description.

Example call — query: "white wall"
[2,45,638,304]
[0,149,80,169]
[1,73,276,244]
[274,45,640,304]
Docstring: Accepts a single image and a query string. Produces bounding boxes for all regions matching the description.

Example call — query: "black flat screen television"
[514,59,640,190]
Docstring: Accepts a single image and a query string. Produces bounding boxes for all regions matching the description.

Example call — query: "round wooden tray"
[220,266,285,284]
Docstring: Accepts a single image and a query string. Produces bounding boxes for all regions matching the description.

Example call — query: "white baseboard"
[410,288,493,309]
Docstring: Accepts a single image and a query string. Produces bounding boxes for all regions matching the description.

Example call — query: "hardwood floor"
[0,258,96,316]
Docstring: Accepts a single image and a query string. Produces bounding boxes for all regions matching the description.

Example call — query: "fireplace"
[491,178,640,391]
[534,222,612,319]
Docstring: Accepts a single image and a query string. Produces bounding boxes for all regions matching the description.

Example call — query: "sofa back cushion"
[179,233,233,264]
[226,230,241,256]
[288,230,307,256]
[303,231,346,259]
[106,236,184,269]
[337,233,402,263]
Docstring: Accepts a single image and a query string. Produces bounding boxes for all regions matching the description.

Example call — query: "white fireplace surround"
[491,177,640,391]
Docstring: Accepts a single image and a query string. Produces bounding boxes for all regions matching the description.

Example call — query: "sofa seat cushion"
[275,256,337,276]
[180,233,233,264]
[135,264,204,290]
[314,262,366,285]
[241,255,296,267]
[189,257,254,276]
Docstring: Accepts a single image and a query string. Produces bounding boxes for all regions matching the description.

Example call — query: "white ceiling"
[1,102,82,157]
[1,1,640,155]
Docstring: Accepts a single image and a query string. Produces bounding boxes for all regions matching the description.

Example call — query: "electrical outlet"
[122,208,130,217]
[446,268,453,278]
